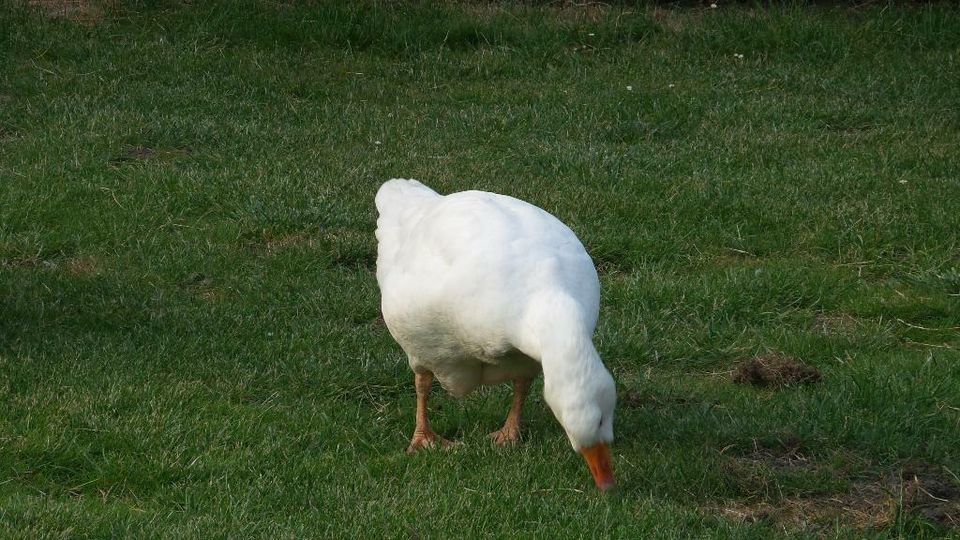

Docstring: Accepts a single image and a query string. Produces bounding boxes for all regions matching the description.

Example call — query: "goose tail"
[375,179,441,271]
[375,178,439,218]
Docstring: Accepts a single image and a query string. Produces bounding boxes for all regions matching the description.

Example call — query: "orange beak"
[579,442,615,491]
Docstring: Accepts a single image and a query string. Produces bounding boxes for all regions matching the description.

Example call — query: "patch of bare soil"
[27,0,112,25]
[711,480,896,532]
[733,352,821,387]
[711,448,960,532]
[898,463,960,528]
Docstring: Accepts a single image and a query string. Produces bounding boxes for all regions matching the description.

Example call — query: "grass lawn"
[2,1,960,537]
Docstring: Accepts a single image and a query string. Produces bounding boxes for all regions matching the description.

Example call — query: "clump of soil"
[733,352,821,387]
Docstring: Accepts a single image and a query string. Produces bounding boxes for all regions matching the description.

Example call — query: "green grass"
[2,1,960,537]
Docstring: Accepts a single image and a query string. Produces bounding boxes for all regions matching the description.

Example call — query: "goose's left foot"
[488,424,521,445]
[406,370,461,453]
[489,378,532,446]
[407,429,458,453]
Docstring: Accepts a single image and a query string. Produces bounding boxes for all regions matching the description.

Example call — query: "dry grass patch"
[650,7,690,34]
[64,256,98,276]
[712,438,960,533]
[265,232,314,252]
[247,228,367,251]
[710,481,897,532]
[812,312,862,336]
[26,0,112,25]
[898,464,960,529]
[2,253,99,276]
[110,144,191,165]
[732,435,811,472]
[241,227,374,269]
[712,437,896,531]
[461,2,615,23]
[710,463,960,532]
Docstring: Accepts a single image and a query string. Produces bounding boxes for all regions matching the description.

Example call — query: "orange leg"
[406,371,456,453]
[489,378,532,445]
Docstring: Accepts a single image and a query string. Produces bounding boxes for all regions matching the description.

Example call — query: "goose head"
[544,362,617,491]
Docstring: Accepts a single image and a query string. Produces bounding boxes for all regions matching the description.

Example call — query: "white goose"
[375,179,616,490]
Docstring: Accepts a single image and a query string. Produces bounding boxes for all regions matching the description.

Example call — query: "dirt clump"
[733,352,821,387]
